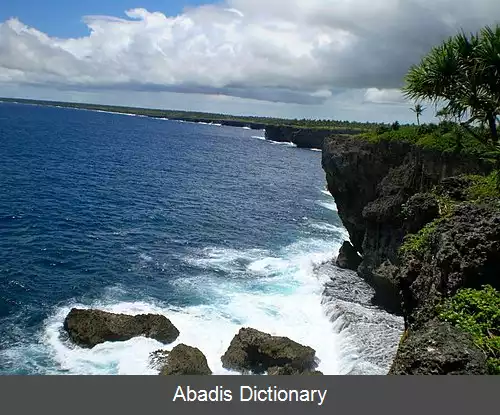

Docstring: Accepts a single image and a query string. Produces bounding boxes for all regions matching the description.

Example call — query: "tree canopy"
[403,25,500,144]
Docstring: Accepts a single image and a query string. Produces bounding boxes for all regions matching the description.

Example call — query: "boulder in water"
[153,344,212,375]
[267,365,323,375]
[221,327,318,374]
[63,308,180,348]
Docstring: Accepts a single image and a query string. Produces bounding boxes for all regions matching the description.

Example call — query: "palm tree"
[403,24,500,144]
[411,103,425,125]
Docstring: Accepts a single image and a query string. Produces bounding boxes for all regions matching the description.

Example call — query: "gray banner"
[2,376,499,414]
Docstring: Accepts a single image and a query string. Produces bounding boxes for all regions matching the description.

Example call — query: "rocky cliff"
[321,135,499,374]
[265,126,363,149]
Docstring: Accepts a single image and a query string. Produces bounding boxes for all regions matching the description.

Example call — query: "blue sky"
[0,1,499,122]
[0,1,210,37]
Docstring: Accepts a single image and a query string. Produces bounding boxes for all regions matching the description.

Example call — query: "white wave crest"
[268,140,297,147]
[30,237,356,375]
[317,200,338,212]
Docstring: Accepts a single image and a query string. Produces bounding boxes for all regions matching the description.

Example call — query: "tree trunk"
[488,114,498,144]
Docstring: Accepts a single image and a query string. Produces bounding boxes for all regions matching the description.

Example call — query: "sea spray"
[0,105,402,376]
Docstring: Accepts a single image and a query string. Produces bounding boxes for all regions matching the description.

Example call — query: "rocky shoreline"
[59,133,498,375]
[62,309,323,375]
[264,125,364,149]
[322,135,499,374]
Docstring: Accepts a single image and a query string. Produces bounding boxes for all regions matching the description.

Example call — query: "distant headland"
[0,96,378,149]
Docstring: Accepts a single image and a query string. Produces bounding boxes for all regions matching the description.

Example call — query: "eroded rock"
[221,328,317,374]
[267,365,323,375]
[321,135,491,314]
[389,320,488,375]
[154,344,212,375]
[399,203,500,329]
[63,308,179,348]
[336,241,362,271]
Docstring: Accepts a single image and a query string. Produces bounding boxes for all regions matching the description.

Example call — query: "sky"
[1,0,499,123]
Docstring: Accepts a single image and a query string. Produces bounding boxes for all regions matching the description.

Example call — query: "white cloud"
[1,0,499,119]
[364,88,405,104]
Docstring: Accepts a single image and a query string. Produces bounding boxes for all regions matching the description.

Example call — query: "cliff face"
[389,202,499,374]
[322,136,490,313]
[321,135,499,374]
[265,126,363,149]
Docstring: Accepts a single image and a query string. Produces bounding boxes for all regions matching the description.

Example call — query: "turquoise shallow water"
[1,102,367,374]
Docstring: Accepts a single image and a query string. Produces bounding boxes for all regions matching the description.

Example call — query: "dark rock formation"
[399,203,500,329]
[170,117,267,130]
[265,125,327,148]
[321,135,497,374]
[221,327,317,374]
[267,365,323,375]
[63,308,180,348]
[389,320,488,375]
[336,241,362,270]
[153,344,212,375]
[389,202,498,375]
[435,176,474,201]
[265,126,363,149]
[321,136,491,314]
[401,192,440,234]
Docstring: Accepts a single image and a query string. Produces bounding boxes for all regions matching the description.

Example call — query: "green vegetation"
[365,24,500,191]
[466,172,500,203]
[399,218,441,257]
[437,285,500,374]
[360,120,495,156]
[399,171,500,258]
[434,194,457,217]
[403,25,500,145]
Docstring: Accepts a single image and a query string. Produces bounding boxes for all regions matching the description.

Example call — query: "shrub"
[417,123,438,135]
[375,125,391,135]
[437,285,500,374]
[391,121,401,131]
[399,219,441,257]
[465,172,500,203]
[416,132,459,152]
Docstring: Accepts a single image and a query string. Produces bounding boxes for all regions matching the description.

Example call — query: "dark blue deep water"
[0,102,402,375]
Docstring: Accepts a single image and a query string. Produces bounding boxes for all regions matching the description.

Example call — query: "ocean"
[0,102,403,375]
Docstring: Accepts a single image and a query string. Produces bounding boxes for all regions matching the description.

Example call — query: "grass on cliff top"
[359,121,495,157]
[465,172,500,204]
[437,285,500,375]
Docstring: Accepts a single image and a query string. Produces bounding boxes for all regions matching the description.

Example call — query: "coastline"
[0,97,365,150]
[321,134,499,374]
[5,96,496,375]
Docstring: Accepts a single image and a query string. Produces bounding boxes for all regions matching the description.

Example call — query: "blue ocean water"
[0,102,402,375]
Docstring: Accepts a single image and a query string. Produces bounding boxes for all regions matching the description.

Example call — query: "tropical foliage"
[403,25,500,145]
[360,121,494,156]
